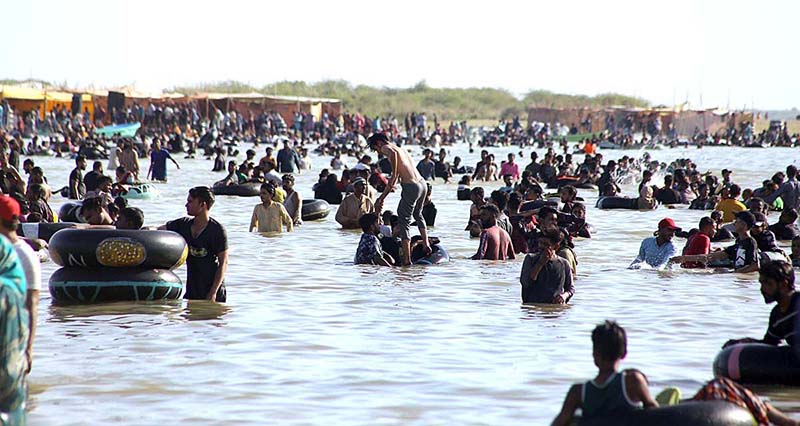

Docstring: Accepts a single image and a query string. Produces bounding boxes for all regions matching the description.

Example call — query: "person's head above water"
[479,204,500,228]
[259,182,276,203]
[759,260,795,304]
[367,132,390,151]
[592,320,627,366]
[187,186,215,213]
[359,212,380,234]
[116,206,144,230]
[657,217,680,241]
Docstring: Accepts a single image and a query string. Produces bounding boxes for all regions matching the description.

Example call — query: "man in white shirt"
[0,195,40,374]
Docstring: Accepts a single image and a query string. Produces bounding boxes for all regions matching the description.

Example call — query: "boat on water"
[94,122,141,138]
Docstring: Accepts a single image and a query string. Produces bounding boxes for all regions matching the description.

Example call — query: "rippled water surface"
[27,145,800,425]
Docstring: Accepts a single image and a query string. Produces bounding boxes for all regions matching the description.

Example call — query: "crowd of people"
[1,101,800,424]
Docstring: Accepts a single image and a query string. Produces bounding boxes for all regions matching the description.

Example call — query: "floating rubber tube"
[578,401,755,426]
[211,182,261,196]
[18,222,77,242]
[301,199,330,221]
[49,229,188,269]
[121,183,159,200]
[49,267,182,304]
[596,196,640,210]
[414,244,450,265]
[713,343,800,386]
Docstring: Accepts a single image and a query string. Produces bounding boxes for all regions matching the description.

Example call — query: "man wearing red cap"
[629,218,680,269]
[0,195,39,376]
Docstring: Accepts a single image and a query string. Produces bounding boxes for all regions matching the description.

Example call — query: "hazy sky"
[2,0,797,109]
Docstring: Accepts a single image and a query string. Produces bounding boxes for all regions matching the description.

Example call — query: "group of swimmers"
[3,115,800,423]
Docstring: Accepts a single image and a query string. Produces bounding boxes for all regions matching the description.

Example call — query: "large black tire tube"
[578,401,755,426]
[49,267,183,304]
[19,222,78,242]
[596,196,639,210]
[713,343,800,385]
[211,182,261,196]
[413,244,450,265]
[301,199,330,221]
[49,229,188,269]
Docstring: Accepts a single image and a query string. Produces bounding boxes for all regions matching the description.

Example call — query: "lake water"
[26,144,800,425]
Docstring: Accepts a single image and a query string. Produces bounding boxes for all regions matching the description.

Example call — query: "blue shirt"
[150,149,172,181]
[630,237,675,269]
[416,160,435,180]
[355,233,382,265]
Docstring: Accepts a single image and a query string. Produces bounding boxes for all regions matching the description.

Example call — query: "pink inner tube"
[727,344,744,380]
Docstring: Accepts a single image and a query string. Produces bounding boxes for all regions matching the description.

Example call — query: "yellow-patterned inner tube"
[174,245,188,268]
[95,238,147,267]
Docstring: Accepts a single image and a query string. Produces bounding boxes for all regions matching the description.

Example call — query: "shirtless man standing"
[368,133,430,265]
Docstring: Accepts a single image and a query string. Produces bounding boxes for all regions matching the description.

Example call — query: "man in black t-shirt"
[654,174,681,205]
[83,161,104,193]
[160,186,229,302]
[68,155,87,200]
[723,260,799,349]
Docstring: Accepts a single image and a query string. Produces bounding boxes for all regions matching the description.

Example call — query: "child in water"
[248,183,293,233]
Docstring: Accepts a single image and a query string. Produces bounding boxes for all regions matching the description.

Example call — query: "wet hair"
[537,206,558,221]
[508,192,522,210]
[560,185,577,198]
[28,183,47,200]
[188,186,215,209]
[760,260,795,290]
[367,132,389,148]
[80,196,106,215]
[119,207,144,230]
[480,203,500,219]
[490,190,508,211]
[699,216,715,229]
[114,196,129,210]
[359,212,379,233]
[97,175,113,186]
[592,320,627,362]
[260,182,276,195]
[539,228,563,247]
[470,186,484,198]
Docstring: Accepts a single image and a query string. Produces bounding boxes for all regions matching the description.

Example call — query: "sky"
[1,0,797,109]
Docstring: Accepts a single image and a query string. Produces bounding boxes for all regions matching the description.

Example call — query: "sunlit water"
[26,144,800,425]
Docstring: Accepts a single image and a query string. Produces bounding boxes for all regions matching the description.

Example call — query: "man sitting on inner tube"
[722,260,799,351]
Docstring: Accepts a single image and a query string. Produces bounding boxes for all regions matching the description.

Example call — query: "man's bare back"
[381,144,422,183]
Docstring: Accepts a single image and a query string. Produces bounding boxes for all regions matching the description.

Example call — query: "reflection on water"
[519,303,571,320]
[180,300,232,322]
[27,146,800,425]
